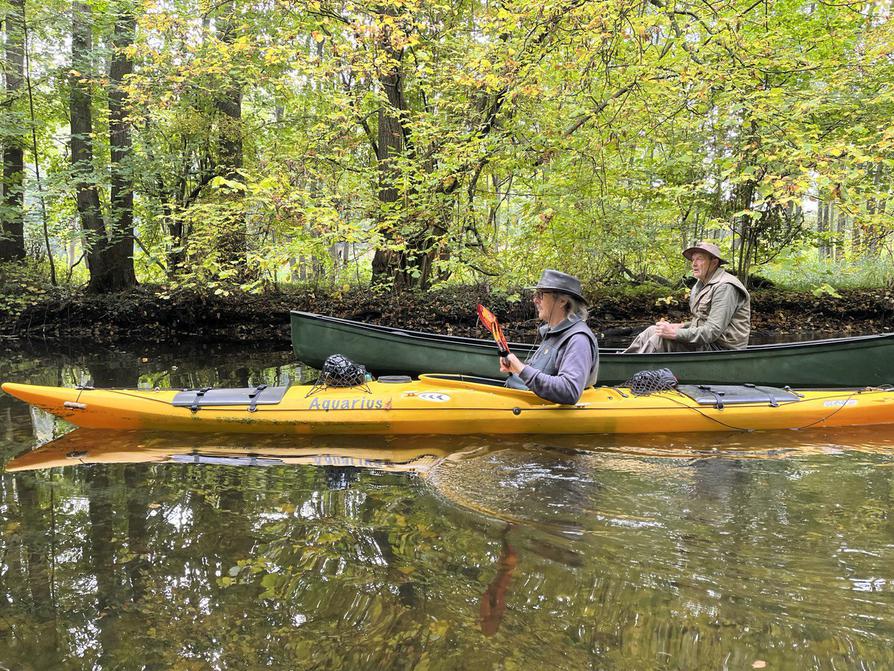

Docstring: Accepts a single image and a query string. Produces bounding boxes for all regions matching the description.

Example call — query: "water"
[2,343,894,670]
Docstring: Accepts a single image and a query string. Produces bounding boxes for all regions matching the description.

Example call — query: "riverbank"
[1,283,892,345]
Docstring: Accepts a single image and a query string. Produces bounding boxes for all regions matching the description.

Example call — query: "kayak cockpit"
[421,373,507,387]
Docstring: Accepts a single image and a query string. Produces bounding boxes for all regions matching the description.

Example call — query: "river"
[1,343,893,670]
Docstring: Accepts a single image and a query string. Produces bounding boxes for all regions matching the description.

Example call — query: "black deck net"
[306,354,371,396]
[623,368,678,396]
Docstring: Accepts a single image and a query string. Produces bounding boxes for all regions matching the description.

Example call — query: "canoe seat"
[677,384,800,409]
[172,385,289,412]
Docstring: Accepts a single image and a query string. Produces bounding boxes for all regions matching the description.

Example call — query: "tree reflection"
[15,473,60,666]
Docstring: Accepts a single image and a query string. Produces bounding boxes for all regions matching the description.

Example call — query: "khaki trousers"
[622,325,711,354]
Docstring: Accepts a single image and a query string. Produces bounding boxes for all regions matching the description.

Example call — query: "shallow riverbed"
[1,344,893,670]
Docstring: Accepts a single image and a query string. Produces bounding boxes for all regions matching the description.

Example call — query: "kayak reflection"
[4,429,462,474]
[9,424,894,475]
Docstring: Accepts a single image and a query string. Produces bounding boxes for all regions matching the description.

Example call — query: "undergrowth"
[758,254,894,292]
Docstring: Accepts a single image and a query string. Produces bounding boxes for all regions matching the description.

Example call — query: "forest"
[0,0,892,303]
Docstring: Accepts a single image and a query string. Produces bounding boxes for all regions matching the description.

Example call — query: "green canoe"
[290,311,894,387]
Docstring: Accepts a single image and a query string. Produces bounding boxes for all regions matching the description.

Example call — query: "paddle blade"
[477,304,510,356]
[477,304,498,331]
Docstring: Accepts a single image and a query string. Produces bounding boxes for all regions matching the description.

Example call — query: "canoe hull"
[4,377,894,436]
[290,311,894,387]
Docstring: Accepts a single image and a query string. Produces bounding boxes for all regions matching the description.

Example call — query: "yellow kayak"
[3,375,894,435]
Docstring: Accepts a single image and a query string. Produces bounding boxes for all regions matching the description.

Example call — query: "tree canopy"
[1,0,892,292]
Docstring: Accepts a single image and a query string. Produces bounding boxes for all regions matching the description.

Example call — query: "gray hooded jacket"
[505,315,599,404]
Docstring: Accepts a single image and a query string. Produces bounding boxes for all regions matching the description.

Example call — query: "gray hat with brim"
[529,269,587,304]
[682,241,728,265]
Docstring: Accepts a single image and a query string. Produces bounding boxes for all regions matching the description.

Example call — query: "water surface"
[1,343,893,670]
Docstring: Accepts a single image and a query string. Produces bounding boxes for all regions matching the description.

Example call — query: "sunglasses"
[533,289,556,300]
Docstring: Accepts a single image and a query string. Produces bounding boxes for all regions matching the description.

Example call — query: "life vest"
[505,315,599,390]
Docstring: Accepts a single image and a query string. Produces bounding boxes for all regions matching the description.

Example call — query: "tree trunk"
[101,0,138,291]
[733,180,756,281]
[214,0,242,181]
[368,6,449,290]
[368,40,445,291]
[836,210,847,260]
[370,47,410,288]
[0,0,26,261]
[851,212,861,254]
[71,1,108,289]
[866,163,885,253]
[817,200,829,258]
[213,0,247,278]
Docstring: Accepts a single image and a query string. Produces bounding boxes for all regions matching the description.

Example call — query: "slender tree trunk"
[733,180,755,281]
[0,0,26,261]
[851,212,861,254]
[71,1,107,288]
[836,210,847,260]
[866,163,885,253]
[102,0,138,290]
[817,200,828,258]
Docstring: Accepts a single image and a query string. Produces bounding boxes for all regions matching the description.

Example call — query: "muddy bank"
[1,284,892,345]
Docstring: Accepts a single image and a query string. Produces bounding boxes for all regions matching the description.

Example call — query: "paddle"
[477,304,511,358]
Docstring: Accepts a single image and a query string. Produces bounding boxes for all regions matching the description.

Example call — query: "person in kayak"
[500,269,599,404]
[623,241,751,353]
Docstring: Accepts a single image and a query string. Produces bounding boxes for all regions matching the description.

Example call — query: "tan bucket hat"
[682,241,728,265]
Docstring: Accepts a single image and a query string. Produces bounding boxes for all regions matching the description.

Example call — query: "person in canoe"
[500,269,599,404]
[623,241,751,353]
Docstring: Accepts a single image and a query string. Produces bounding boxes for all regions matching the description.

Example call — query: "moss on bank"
[0,283,892,344]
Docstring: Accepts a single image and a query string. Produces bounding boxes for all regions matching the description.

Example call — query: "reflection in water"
[5,429,455,474]
[2,346,894,669]
[479,526,518,637]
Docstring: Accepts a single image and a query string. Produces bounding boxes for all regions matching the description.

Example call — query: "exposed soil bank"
[1,284,893,345]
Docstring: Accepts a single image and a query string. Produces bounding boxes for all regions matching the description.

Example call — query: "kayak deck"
[3,376,894,435]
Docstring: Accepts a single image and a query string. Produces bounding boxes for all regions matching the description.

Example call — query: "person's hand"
[499,352,525,375]
[655,319,680,340]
